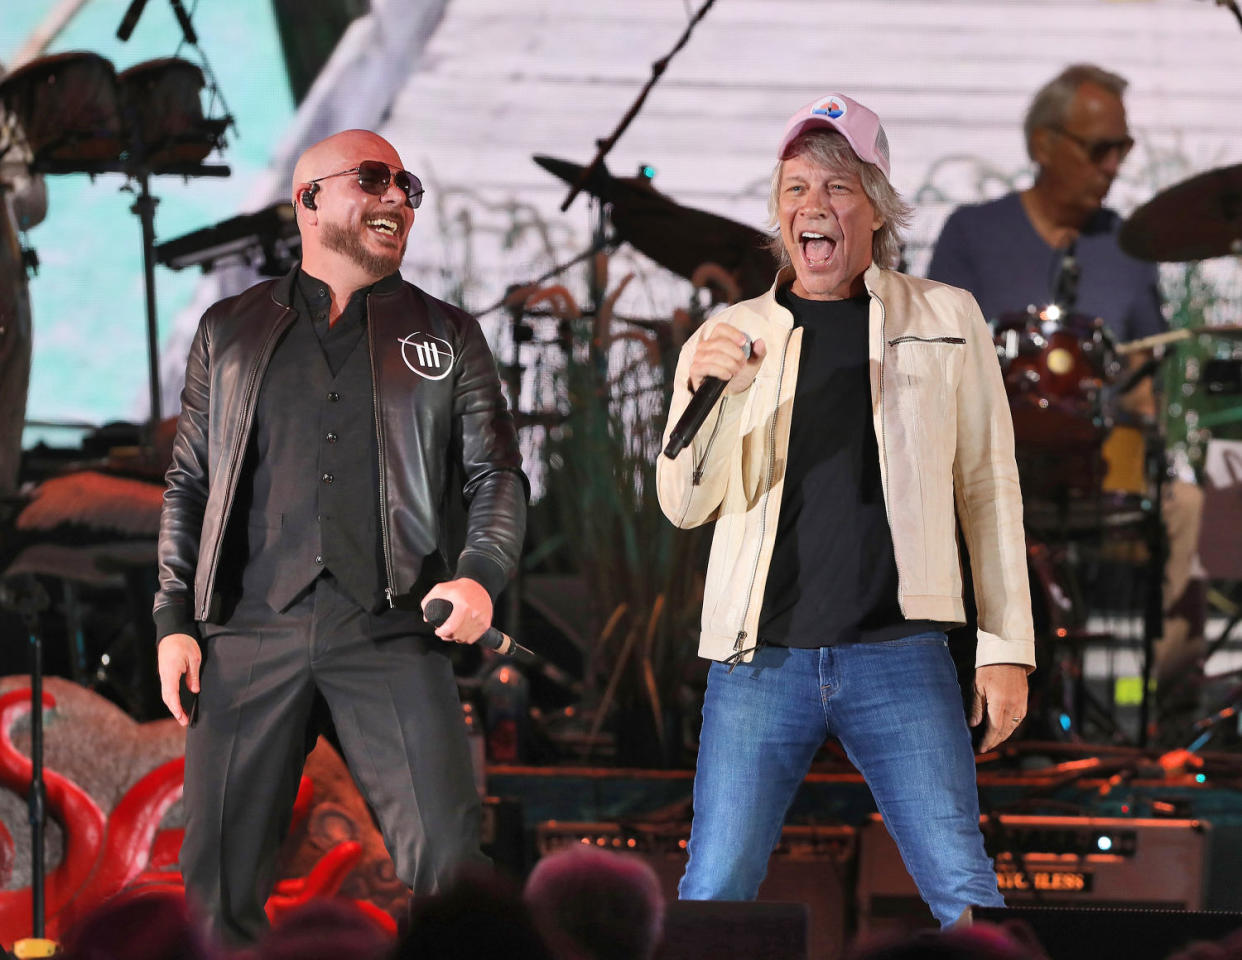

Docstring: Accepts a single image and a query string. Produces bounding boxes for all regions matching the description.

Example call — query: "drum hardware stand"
[1056,630,1130,742]
[1030,540,1129,741]
[1185,674,1242,751]
[32,158,230,434]
[488,201,620,666]
[1156,582,1242,732]
[132,171,162,425]
[0,574,51,939]
[557,0,717,213]
[1137,417,1170,749]
[476,228,618,321]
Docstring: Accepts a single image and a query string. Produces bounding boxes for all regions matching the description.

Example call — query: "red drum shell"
[993,309,1112,452]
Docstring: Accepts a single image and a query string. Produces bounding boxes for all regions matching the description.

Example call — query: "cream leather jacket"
[657,264,1035,669]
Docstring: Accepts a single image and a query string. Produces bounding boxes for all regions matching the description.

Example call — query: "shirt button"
[327,391,340,402]
[316,312,326,321]
[322,472,334,484]
[325,431,338,443]
[314,554,324,565]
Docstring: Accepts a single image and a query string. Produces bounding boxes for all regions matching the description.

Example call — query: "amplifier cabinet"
[857,813,1212,932]
[536,821,855,960]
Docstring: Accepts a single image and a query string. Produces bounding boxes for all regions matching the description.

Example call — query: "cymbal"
[534,155,777,301]
[1120,163,1242,262]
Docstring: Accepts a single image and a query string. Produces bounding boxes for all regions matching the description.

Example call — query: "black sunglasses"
[1051,127,1135,165]
[307,159,424,208]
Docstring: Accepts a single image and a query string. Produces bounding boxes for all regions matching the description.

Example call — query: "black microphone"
[663,334,752,460]
[116,0,150,41]
[1052,238,1080,312]
[169,0,199,44]
[424,598,535,660]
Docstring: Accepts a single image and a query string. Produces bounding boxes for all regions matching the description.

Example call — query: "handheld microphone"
[424,598,535,660]
[663,334,752,460]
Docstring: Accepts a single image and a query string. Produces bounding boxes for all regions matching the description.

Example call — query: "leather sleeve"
[450,310,528,601]
[152,310,213,641]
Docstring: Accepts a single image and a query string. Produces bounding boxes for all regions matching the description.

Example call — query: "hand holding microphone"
[424,598,535,661]
[663,324,766,459]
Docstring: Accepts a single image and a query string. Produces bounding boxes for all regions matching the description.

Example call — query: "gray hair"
[1024,63,1128,160]
[766,130,912,271]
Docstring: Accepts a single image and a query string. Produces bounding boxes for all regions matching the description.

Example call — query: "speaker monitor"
[536,821,853,960]
[857,813,1212,934]
[975,905,1242,960]
[657,900,808,960]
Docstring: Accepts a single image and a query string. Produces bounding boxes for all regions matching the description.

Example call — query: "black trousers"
[180,573,485,945]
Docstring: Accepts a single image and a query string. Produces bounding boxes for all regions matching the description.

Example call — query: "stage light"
[638,164,657,180]
[1096,835,1113,852]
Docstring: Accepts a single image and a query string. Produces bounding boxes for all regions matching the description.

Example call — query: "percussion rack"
[31,158,231,432]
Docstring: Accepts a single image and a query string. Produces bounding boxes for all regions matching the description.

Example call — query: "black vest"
[234,307,385,612]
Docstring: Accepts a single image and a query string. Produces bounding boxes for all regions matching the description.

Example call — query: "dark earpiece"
[301,183,319,210]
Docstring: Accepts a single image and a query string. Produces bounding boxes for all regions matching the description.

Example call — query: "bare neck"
[1019,182,1087,250]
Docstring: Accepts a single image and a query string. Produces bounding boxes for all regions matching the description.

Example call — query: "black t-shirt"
[758,286,940,648]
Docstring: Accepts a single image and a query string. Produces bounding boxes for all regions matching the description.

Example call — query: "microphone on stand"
[1052,238,1080,312]
[116,0,151,41]
[169,0,199,44]
[663,335,752,460]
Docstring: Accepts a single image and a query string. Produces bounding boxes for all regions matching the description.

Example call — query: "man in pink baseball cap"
[657,93,1033,927]
[777,92,892,176]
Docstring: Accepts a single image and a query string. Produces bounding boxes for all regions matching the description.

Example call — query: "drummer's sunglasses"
[307,160,425,208]
[1052,127,1135,165]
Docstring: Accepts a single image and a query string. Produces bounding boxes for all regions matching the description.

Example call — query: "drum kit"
[0,49,231,426]
[994,163,1242,745]
[993,166,1242,527]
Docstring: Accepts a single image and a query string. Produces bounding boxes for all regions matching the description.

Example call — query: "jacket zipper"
[887,335,965,345]
[731,326,793,663]
[690,396,729,486]
[199,307,294,619]
[877,294,908,615]
[367,301,398,607]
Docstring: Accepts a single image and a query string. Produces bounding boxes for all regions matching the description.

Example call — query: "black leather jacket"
[153,267,527,639]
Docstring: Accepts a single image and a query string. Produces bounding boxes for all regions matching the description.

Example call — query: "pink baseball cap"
[777,93,891,178]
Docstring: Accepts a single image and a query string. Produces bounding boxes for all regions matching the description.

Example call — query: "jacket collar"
[270,262,403,309]
[760,261,890,325]
[271,265,298,308]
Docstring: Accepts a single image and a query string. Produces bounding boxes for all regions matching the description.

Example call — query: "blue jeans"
[679,634,1003,927]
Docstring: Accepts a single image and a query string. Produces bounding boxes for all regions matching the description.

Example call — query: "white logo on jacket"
[399,331,455,380]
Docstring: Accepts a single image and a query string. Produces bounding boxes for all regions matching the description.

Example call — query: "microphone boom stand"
[0,576,51,939]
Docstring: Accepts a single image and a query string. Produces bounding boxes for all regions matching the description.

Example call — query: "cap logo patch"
[399,331,455,380]
[812,95,847,120]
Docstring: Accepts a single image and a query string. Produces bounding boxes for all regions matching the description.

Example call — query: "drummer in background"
[927,63,1205,731]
